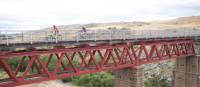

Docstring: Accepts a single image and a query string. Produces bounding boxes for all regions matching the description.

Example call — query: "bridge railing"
[0,28,200,45]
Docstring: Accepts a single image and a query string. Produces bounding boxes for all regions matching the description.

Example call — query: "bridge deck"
[0,28,200,48]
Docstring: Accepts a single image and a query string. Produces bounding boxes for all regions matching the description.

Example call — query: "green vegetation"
[62,72,172,87]
[195,41,200,45]
[63,72,114,87]
[145,78,171,87]
[0,47,15,51]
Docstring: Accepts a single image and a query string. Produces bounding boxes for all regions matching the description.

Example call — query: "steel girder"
[0,39,195,87]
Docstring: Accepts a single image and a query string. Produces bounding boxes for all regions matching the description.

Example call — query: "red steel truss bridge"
[0,27,198,87]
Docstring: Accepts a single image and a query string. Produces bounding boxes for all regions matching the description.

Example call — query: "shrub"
[144,78,171,87]
[71,72,114,87]
[0,47,15,51]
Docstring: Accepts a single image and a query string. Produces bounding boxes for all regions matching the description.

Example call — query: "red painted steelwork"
[0,39,195,87]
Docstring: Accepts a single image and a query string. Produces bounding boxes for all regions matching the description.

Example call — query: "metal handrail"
[0,28,200,45]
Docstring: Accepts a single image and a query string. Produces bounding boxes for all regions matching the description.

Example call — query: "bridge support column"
[114,66,144,87]
[174,56,199,87]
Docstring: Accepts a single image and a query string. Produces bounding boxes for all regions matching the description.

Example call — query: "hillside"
[155,16,200,25]
[46,16,200,31]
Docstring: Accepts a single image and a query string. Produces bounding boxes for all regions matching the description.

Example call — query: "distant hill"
[156,16,200,25]
[40,16,200,31]
[54,21,150,30]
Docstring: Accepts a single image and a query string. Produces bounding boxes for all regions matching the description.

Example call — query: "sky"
[0,0,200,30]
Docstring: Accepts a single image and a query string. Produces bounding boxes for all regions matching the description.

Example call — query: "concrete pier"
[114,66,144,87]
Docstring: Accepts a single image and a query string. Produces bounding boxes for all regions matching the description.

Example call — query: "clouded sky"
[0,0,200,30]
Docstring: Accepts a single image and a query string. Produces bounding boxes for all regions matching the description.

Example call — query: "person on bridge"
[47,25,61,41]
[53,25,59,34]
[81,27,87,32]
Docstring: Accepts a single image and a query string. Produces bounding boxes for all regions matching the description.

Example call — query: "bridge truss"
[0,39,195,86]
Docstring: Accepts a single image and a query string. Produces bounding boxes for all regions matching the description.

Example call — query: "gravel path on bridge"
[17,80,79,87]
